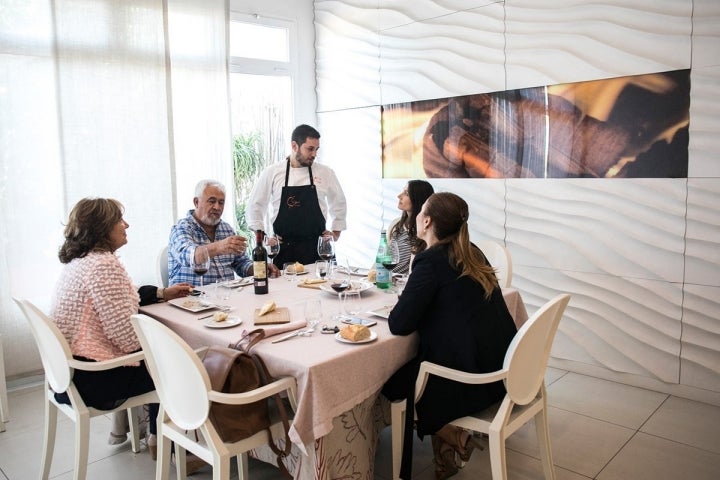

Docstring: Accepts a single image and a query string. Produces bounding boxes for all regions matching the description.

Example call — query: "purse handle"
[230,328,266,352]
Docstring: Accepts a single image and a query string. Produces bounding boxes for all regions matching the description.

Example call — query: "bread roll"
[294,262,305,273]
[258,301,276,316]
[340,324,371,342]
[213,311,228,322]
[367,269,376,283]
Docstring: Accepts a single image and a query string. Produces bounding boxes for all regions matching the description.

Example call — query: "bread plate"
[335,330,378,344]
[319,280,374,296]
[366,305,392,319]
[168,297,216,313]
[203,316,242,329]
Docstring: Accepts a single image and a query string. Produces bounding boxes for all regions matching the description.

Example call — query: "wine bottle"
[253,230,269,294]
[375,230,391,289]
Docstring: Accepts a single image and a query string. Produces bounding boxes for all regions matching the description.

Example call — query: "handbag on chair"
[201,329,292,479]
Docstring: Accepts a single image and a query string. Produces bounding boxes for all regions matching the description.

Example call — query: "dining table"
[139,267,529,479]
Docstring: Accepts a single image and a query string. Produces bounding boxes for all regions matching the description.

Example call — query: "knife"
[271,330,302,343]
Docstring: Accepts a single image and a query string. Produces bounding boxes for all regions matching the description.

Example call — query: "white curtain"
[0,0,232,379]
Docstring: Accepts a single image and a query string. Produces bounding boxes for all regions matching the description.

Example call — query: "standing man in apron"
[246,124,347,266]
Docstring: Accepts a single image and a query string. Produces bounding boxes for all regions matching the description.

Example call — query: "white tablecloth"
[140,272,528,479]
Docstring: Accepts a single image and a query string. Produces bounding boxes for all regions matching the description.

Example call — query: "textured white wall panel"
[315,2,381,111]
[506,179,687,282]
[317,107,383,267]
[379,5,506,104]
[377,0,501,32]
[685,179,720,286]
[515,265,682,383]
[504,0,692,89]
[681,284,720,392]
[691,0,720,68]
[688,66,720,178]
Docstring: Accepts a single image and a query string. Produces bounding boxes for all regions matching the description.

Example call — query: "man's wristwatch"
[156,287,165,299]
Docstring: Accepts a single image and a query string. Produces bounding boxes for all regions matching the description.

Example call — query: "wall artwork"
[382,69,690,179]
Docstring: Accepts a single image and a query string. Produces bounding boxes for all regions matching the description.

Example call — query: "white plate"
[367,305,393,319]
[294,270,309,276]
[203,316,242,329]
[335,330,378,344]
[319,280,374,296]
[223,277,253,288]
[348,267,370,277]
[168,297,216,313]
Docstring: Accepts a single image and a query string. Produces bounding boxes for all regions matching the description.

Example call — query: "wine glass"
[193,245,210,300]
[328,264,350,319]
[341,290,361,317]
[263,234,281,264]
[317,235,335,262]
[283,262,297,282]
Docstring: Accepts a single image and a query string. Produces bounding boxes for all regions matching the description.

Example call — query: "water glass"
[283,262,297,282]
[315,260,328,279]
[304,299,322,324]
[214,279,231,302]
[341,290,361,316]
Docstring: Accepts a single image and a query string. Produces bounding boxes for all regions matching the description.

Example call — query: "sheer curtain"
[0,0,232,379]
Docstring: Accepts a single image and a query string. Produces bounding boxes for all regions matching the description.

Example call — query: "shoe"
[108,411,129,445]
[435,424,484,463]
[146,434,157,461]
[431,435,459,480]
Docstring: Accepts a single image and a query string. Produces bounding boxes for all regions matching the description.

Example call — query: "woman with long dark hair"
[384,192,517,479]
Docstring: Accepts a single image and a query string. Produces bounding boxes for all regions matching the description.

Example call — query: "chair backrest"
[503,294,570,405]
[13,298,74,395]
[478,240,512,288]
[157,246,169,287]
[131,314,211,430]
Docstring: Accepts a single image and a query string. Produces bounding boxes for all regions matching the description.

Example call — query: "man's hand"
[216,235,248,256]
[164,283,193,300]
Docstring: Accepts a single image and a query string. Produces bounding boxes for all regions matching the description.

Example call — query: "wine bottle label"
[254,261,267,279]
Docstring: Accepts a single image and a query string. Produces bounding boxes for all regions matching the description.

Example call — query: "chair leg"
[535,409,557,480]
[128,406,141,453]
[390,400,405,480]
[74,412,90,480]
[175,444,187,479]
[40,398,58,480]
[215,455,230,480]
[157,432,171,480]
[236,452,249,480]
[488,430,508,480]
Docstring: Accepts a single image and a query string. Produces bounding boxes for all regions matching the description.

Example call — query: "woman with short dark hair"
[51,197,192,459]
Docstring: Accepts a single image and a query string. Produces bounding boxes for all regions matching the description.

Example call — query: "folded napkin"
[257,319,308,338]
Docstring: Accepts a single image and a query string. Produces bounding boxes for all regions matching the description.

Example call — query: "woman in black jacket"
[384,192,517,479]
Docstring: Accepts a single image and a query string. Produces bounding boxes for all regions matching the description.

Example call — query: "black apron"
[272,160,326,266]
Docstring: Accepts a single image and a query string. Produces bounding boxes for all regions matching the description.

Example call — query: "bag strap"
[252,353,293,480]
[231,328,266,352]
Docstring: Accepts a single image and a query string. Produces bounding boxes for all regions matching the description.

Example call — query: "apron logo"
[286,196,302,208]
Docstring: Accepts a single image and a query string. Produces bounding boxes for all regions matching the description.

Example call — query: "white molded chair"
[391,293,570,480]
[131,313,298,480]
[478,240,513,288]
[0,333,8,432]
[157,246,169,287]
[13,298,157,480]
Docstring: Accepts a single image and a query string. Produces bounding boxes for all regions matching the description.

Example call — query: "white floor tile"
[547,372,668,429]
[640,395,720,454]
[597,432,720,480]
[507,407,634,478]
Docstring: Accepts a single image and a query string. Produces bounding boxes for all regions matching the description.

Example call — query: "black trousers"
[273,238,320,266]
[54,356,159,435]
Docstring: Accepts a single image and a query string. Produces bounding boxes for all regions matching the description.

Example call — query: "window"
[228,13,295,236]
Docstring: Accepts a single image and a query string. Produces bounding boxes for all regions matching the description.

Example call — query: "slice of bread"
[340,324,371,342]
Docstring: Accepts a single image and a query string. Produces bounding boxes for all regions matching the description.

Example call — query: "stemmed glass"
[263,234,281,265]
[317,235,335,262]
[193,245,210,300]
[328,264,350,320]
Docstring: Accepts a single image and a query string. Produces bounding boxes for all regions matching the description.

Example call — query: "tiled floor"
[1,368,719,479]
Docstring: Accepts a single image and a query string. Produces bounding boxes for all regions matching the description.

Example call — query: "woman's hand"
[164,283,193,300]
